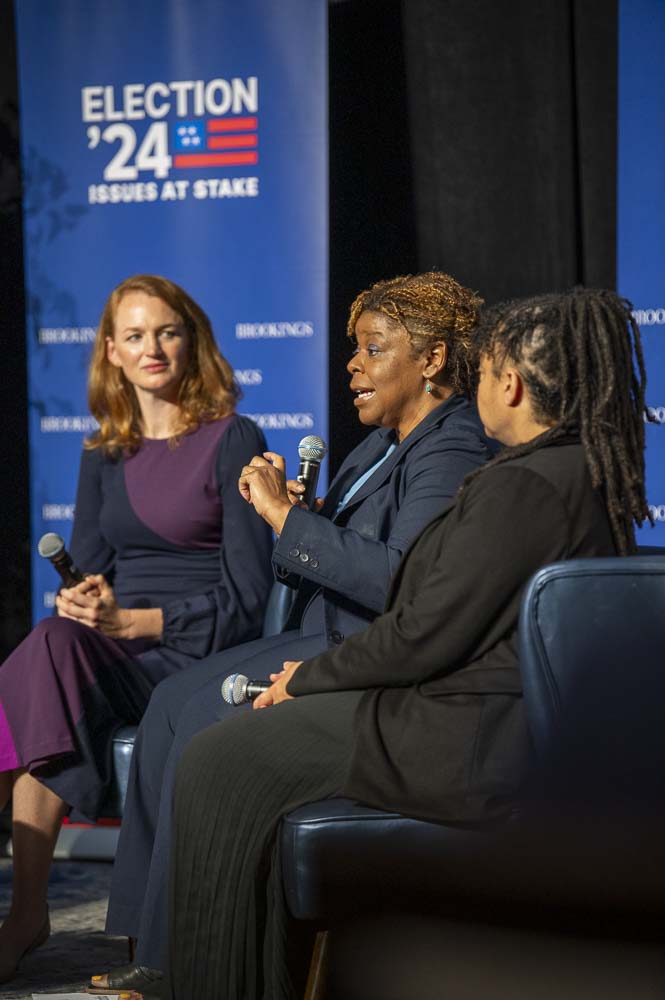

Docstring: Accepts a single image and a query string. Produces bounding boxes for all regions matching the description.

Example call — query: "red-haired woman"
[0,275,273,982]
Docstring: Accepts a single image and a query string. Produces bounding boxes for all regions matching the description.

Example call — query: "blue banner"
[618,0,665,541]
[14,0,328,619]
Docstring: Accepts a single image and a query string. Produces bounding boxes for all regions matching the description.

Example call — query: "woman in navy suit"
[91,271,493,995]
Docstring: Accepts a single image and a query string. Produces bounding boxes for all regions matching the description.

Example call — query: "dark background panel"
[0,0,30,656]
[328,0,418,473]
[0,0,618,657]
[401,0,617,299]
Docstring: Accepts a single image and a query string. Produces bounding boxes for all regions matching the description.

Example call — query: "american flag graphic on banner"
[173,116,258,168]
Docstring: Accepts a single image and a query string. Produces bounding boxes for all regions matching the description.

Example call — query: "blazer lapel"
[331,396,466,521]
[319,429,393,519]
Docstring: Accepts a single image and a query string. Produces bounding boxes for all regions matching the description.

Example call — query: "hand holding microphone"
[221,673,271,705]
[238,435,327,534]
[222,660,303,709]
[38,532,85,588]
[38,532,108,625]
[38,532,162,639]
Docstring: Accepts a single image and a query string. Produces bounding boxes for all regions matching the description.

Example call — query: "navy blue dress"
[0,415,273,820]
[105,396,494,969]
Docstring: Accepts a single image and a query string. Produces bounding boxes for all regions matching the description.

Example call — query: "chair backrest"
[261,579,297,638]
[518,557,665,806]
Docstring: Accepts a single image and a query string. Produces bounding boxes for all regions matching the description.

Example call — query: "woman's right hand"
[239,453,323,531]
[238,453,293,534]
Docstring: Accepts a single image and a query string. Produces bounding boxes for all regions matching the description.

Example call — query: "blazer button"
[310,559,319,568]
[289,548,300,558]
[330,630,344,644]
[299,553,309,563]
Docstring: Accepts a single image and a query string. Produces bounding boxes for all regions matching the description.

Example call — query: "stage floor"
[0,858,127,999]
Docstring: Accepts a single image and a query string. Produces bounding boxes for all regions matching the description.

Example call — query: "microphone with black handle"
[296,435,327,509]
[221,672,271,706]
[37,532,85,588]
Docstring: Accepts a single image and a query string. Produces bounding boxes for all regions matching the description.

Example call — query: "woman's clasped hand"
[56,576,163,641]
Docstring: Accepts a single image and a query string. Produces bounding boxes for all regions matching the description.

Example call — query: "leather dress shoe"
[87,962,164,995]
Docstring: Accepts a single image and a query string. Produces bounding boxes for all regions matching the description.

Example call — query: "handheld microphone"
[221,672,271,706]
[37,532,85,588]
[296,435,327,508]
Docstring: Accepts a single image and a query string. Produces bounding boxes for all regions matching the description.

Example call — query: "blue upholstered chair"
[107,580,295,816]
[106,558,665,993]
[280,557,665,997]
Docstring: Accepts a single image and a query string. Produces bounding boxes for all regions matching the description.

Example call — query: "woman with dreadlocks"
[149,288,650,1000]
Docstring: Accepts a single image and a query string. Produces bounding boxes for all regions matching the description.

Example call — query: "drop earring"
[425,380,433,394]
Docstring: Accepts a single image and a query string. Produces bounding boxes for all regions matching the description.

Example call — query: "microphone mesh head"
[298,435,327,461]
[233,674,249,704]
[38,532,65,559]
[221,672,249,705]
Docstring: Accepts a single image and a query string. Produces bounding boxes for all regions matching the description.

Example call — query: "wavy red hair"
[86,275,239,453]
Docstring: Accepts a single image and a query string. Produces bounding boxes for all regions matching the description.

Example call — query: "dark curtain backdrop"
[0,0,30,656]
[401,0,617,300]
[0,0,617,655]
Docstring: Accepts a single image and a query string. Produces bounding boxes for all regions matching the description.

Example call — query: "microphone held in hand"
[221,672,271,706]
[296,435,327,508]
[37,532,85,587]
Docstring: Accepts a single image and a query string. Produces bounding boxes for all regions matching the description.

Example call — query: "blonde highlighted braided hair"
[347,271,483,396]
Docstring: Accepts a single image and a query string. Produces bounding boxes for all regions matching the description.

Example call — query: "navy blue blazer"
[273,395,493,648]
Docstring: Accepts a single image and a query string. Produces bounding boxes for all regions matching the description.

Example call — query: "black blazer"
[290,436,617,823]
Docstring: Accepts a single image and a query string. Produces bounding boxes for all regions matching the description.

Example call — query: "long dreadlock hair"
[469,288,652,555]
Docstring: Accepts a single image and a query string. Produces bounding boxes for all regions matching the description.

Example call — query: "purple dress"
[0,415,273,820]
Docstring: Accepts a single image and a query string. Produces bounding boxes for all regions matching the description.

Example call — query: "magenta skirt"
[0,617,170,819]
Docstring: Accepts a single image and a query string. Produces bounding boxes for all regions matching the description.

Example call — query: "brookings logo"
[40,416,99,433]
[39,327,96,345]
[42,504,75,521]
[633,307,665,327]
[236,322,314,340]
[83,77,259,204]
[234,369,263,386]
[245,412,314,430]
[645,406,665,424]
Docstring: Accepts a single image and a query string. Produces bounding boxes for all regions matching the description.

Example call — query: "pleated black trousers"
[168,690,363,1000]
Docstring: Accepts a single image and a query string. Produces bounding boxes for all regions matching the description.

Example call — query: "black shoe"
[88,962,164,994]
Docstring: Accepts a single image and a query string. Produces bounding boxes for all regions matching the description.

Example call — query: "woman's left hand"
[55,574,163,641]
[56,574,133,636]
[253,660,303,709]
